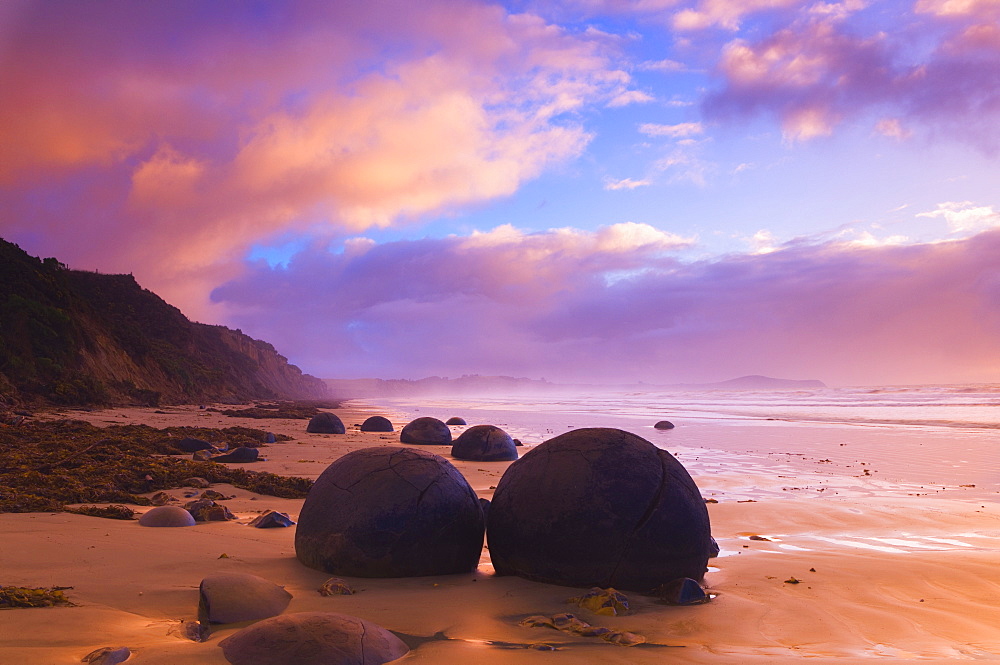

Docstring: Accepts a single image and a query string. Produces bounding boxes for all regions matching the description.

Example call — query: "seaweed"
[0,585,74,609]
[220,400,341,420]
[67,504,135,520]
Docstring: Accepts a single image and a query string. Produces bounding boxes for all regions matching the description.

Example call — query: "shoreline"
[3,401,1000,663]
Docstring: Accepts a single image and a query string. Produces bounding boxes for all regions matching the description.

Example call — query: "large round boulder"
[295,447,484,577]
[399,417,451,445]
[138,505,196,527]
[486,427,712,592]
[451,425,518,462]
[360,416,394,432]
[307,412,346,434]
[199,573,292,624]
[219,612,408,665]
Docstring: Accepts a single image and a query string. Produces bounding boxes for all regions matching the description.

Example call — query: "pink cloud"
[212,225,1000,386]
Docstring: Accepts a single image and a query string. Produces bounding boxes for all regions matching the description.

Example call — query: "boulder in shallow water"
[212,447,259,463]
[138,505,196,527]
[486,427,712,592]
[445,417,467,426]
[218,612,409,665]
[295,447,484,577]
[360,416,394,432]
[307,412,346,434]
[654,420,675,430]
[399,417,451,445]
[199,573,292,624]
[451,424,518,462]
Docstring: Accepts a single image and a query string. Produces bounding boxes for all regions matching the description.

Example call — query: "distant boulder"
[654,420,675,430]
[175,437,214,452]
[306,412,346,434]
[184,499,236,522]
[451,424,518,462]
[487,427,712,592]
[295,447,484,577]
[360,416,394,432]
[212,447,260,463]
[138,505,196,527]
[445,417,467,426]
[399,417,451,445]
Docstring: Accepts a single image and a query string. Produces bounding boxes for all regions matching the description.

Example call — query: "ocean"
[356,384,1000,502]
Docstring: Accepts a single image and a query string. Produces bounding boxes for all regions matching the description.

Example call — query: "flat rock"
[307,412,346,434]
[399,417,451,445]
[199,573,292,624]
[212,447,260,463]
[138,505,196,527]
[360,416,394,432]
[295,447,484,577]
[81,646,131,664]
[487,427,713,592]
[451,424,518,462]
[219,612,409,665]
[176,437,214,452]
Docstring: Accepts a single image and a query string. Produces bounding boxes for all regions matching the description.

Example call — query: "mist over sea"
[359,384,1000,502]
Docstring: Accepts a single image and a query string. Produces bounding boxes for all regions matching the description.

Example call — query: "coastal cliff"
[0,238,327,406]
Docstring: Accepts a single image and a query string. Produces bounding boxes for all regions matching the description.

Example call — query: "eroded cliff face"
[0,238,327,406]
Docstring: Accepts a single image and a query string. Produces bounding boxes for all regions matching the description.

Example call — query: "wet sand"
[2,402,999,663]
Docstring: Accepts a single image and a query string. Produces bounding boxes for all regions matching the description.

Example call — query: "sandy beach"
[2,401,1000,664]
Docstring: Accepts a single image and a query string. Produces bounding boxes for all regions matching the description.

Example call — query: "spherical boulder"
[445,417,467,426]
[654,420,675,430]
[451,425,518,462]
[307,412,346,434]
[295,447,484,577]
[399,417,451,445]
[486,427,712,592]
[199,572,291,624]
[138,505,196,527]
[360,416,394,432]
[218,612,408,665]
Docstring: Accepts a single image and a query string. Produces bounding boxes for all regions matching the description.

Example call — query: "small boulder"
[445,417,467,426]
[81,646,131,664]
[199,573,292,624]
[184,499,237,522]
[652,577,709,605]
[138,505,196,527]
[150,491,176,506]
[654,421,675,430]
[218,612,409,665]
[182,477,211,489]
[307,412,346,434]
[399,417,451,445]
[212,447,260,463]
[451,424,518,462]
[295,447,484,577]
[248,510,296,528]
[176,437,214,452]
[192,449,214,462]
[265,432,277,443]
[359,416,394,432]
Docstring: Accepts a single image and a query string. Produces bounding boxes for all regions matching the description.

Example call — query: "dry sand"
[2,402,999,664]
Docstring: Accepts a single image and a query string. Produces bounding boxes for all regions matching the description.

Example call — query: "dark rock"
[138,505,196,527]
[479,498,491,520]
[451,424,518,462]
[200,489,229,501]
[486,427,712,592]
[654,421,675,430]
[360,416,394,432]
[265,432,277,443]
[192,449,214,462]
[184,499,237,522]
[307,412,346,434]
[708,536,720,558]
[182,477,211,488]
[248,510,296,528]
[212,447,260,463]
[199,573,291,624]
[176,437,214,452]
[295,447,484,577]
[445,417,467,426]
[399,417,451,445]
[513,438,523,446]
[219,612,409,665]
[150,491,176,506]
[651,577,709,605]
[81,646,131,664]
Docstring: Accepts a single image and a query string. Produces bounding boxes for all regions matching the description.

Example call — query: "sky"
[2,0,1000,387]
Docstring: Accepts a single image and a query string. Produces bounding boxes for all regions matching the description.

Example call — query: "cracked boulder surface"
[451,424,519,462]
[307,412,346,434]
[219,611,409,665]
[399,417,452,444]
[295,447,485,577]
[486,427,712,592]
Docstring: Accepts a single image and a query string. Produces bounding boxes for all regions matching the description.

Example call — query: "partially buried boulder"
[307,412,346,434]
[445,417,466,426]
[295,447,484,577]
[176,437,214,452]
[184,499,236,522]
[399,417,451,445]
[138,505,196,527]
[359,416,394,432]
[486,427,712,592]
[654,420,675,430]
[212,447,260,463]
[219,612,408,665]
[199,573,292,624]
[248,510,296,528]
[451,424,518,462]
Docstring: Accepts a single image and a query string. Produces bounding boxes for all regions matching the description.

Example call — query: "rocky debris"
[487,427,713,592]
[295,447,484,577]
[81,646,131,664]
[200,489,230,501]
[150,491,177,506]
[138,505,196,527]
[175,437,215,452]
[306,412,346,434]
[399,417,452,445]
[182,477,211,489]
[317,578,355,596]
[184,499,236,522]
[192,450,214,462]
[199,573,292,624]
[359,416,394,432]
[519,613,645,647]
[567,587,630,616]
[218,612,409,665]
[248,510,295,528]
[651,577,709,605]
[451,424,519,462]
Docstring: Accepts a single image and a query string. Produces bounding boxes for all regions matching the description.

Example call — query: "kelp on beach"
[0,419,312,513]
